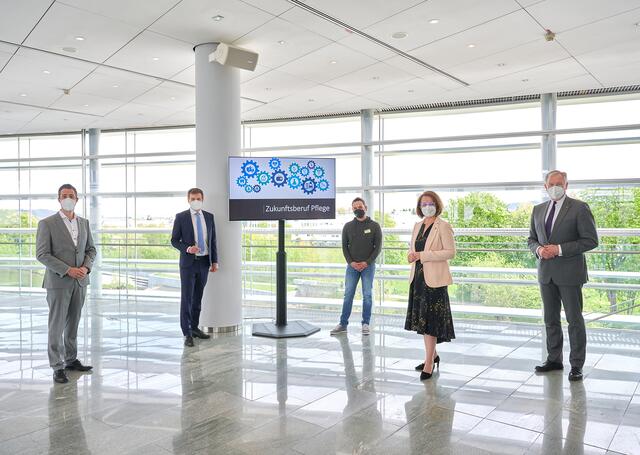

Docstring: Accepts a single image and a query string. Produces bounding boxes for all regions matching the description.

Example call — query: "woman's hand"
[407,251,419,263]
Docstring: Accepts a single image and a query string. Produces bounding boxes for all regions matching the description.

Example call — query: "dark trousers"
[179,257,210,336]
[540,280,586,368]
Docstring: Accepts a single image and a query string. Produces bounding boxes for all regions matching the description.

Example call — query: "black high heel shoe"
[415,355,440,371]
[420,364,435,381]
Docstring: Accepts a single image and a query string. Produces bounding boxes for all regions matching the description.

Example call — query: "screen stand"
[252,219,321,338]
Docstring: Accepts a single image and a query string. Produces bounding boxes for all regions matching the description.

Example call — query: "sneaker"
[330,324,347,335]
[362,324,370,335]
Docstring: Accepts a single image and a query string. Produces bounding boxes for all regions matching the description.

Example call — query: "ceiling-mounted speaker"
[209,43,258,71]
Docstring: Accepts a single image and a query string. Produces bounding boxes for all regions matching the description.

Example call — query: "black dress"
[404,223,455,343]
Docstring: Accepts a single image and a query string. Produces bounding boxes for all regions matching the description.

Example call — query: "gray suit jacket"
[528,196,598,285]
[36,213,96,289]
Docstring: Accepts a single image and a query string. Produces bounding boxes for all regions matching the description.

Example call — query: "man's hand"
[357,261,368,270]
[67,267,87,279]
[539,245,559,259]
[350,261,363,271]
[187,245,200,254]
[210,263,219,273]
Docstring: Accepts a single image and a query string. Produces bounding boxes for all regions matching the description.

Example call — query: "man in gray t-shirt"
[331,197,382,336]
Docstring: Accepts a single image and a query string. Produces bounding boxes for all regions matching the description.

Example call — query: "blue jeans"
[340,263,376,327]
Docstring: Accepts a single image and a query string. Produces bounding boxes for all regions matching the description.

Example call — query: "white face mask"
[60,198,76,211]
[190,200,203,211]
[421,205,436,218]
[547,185,565,201]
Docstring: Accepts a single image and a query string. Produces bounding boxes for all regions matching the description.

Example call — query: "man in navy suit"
[171,188,219,347]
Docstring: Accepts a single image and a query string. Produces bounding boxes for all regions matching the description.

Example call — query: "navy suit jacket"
[171,209,218,268]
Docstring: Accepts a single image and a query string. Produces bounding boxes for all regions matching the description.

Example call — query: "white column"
[361,109,375,214]
[195,43,242,330]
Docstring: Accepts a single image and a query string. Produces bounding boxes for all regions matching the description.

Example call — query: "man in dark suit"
[171,188,218,347]
[36,184,96,383]
[528,170,598,381]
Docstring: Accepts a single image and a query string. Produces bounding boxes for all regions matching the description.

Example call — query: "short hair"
[416,191,444,218]
[545,170,568,184]
[187,188,204,198]
[351,197,366,207]
[58,184,78,199]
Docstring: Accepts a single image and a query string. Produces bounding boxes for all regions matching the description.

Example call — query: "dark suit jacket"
[527,196,598,285]
[171,210,218,268]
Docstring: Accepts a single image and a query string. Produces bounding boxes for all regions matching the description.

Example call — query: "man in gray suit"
[36,184,96,384]
[528,170,598,382]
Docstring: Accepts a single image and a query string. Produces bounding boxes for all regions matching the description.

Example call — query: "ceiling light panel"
[72,67,162,102]
[58,0,180,27]
[23,2,141,61]
[0,0,52,43]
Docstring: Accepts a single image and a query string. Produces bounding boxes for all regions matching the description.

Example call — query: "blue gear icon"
[307,160,316,169]
[288,175,301,189]
[244,184,254,193]
[256,171,270,186]
[318,179,329,191]
[253,185,261,193]
[269,157,281,170]
[236,176,248,187]
[313,166,325,178]
[271,170,288,187]
[301,178,317,195]
[299,166,310,177]
[288,162,300,174]
[241,160,259,178]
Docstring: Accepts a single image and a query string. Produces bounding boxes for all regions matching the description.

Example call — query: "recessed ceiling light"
[83,104,89,107]
[330,60,337,64]
[212,15,224,21]
[152,57,160,61]
[75,36,85,41]
[429,19,440,24]
[112,84,119,88]
[42,70,51,74]
[170,96,176,100]
[278,40,286,45]
[19,93,27,97]
[467,44,476,48]
[62,47,77,53]
[392,31,408,39]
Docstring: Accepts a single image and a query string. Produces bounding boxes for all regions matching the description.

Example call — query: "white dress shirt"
[59,210,78,247]
[190,209,208,256]
[540,194,566,257]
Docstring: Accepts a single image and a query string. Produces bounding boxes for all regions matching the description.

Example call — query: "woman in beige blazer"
[405,190,456,380]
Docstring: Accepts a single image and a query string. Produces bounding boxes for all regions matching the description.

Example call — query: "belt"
[194,255,209,261]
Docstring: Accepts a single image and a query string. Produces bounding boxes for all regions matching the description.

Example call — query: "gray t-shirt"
[341,217,383,265]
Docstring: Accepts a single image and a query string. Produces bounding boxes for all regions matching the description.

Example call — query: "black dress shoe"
[415,355,440,371]
[192,328,211,339]
[65,359,93,371]
[534,361,563,373]
[53,369,69,384]
[568,367,583,382]
[184,336,194,347]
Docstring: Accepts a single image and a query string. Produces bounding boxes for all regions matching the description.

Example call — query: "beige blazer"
[408,217,456,288]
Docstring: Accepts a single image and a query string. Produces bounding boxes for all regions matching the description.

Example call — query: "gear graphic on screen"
[256,171,270,186]
[236,176,248,187]
[271,170,288,187]
[253,185,261,193]
[288,175,301,189]
[301,178,317,195]
[244,184,254,193]
[241,160,259,178]
[317,179,329,191]
[288,162,300,175]
[313,166,325,178]
[307,160,316,169]
[299,166,310,177]
[268,157,281,170]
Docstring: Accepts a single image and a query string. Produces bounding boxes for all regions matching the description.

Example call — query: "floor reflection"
[0,295,639,454]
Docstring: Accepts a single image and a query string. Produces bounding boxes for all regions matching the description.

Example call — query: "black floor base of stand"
[252,321,321,338]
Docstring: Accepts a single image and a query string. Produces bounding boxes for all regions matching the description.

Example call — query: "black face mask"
[353,209,365,218]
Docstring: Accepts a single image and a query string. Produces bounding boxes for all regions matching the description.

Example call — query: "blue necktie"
[196,212,205,253]
[545,201,556,239]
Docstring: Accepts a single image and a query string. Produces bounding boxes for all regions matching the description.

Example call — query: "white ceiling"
[0,0,639,134]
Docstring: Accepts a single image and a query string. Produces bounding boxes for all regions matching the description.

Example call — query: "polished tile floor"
[1,295,639,455]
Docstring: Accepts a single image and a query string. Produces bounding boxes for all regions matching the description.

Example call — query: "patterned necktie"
[195,212,205,253]
[545,201,556,239]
